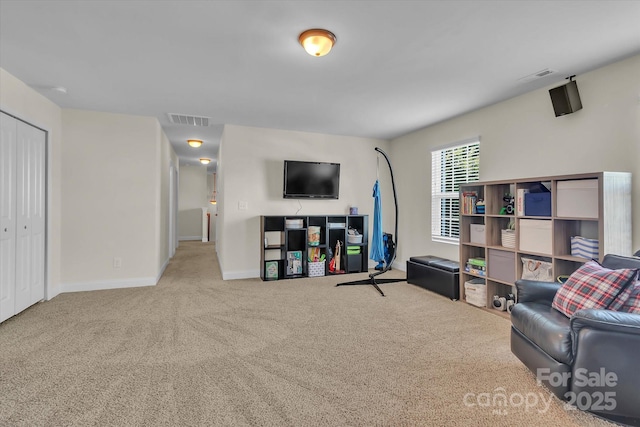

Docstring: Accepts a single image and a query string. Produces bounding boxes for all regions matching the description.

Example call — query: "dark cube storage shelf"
[260,215,369,281]
[407,256,460,300]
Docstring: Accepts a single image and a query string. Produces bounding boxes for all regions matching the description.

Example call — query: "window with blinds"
[431,138,480,244]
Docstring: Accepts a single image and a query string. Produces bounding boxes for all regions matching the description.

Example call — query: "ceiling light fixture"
[298,29,336,57]
[200,158,211,165]
[187,139,203,148]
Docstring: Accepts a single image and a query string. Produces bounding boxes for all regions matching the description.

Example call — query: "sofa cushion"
[552,260,638,317]
[510,302,573,365]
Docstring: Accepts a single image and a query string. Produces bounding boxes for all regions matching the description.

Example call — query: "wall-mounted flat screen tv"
[283,160,340,199]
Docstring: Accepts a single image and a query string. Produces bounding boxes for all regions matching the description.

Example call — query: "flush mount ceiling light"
[199,158,211,165]
[187,139,203,148]
[298,29,336,57]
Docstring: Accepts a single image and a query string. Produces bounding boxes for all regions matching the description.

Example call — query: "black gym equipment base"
[336,147,405,296]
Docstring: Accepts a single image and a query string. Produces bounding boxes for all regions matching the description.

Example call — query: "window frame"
[431,137,480,244]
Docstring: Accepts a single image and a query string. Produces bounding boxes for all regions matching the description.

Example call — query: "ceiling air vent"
[517,68,558,83]
[167,113,211,127]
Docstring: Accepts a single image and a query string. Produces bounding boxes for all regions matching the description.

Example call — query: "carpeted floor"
[0,241,616,426]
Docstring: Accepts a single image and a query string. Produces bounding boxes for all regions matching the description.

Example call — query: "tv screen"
[283,160,340,199]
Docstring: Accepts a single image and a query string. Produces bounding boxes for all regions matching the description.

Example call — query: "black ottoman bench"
[406,256,460,300]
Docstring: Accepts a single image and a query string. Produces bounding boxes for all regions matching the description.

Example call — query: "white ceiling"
[1,1,639,173]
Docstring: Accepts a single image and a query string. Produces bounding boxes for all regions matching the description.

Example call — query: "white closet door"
[14,120,46,314]
[0,113,17,322]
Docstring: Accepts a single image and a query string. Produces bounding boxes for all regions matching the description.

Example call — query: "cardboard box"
[556,179,598,218]
[519,219,552,255]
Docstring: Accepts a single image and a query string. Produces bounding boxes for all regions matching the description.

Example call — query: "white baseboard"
[392,260,406,271]
[179,236,202,241]
[61,277,157,294]
[157,258,169,283]
[222,269,260,280]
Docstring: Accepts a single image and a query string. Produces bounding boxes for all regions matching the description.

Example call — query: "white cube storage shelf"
[459,172,631,319]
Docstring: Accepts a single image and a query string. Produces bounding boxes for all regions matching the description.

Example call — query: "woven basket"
[501,229,516,248]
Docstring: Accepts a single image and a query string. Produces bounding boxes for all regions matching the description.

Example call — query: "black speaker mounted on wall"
[549,76,582,117]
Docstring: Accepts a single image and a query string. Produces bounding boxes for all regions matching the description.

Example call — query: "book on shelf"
[286,251,303,275]
[516,189,529,216]
[467,257,486,267]
[461,191,478,215]
[465,265,487,276]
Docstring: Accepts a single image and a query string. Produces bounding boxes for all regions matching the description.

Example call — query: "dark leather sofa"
[510,254,640,425]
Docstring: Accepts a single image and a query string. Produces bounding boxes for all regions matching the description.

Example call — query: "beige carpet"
[0,241,615,426]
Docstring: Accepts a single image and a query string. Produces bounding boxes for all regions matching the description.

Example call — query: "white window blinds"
[431,138,480,243]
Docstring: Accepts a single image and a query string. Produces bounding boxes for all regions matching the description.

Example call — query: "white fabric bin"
[470,224,486,245]
[465,279,486,307]
[556,179,598,218]
[519,219,552,255]
[488,249,516,283]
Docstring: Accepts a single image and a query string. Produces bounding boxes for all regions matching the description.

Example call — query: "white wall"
[157,130,179,272]
[178,165,209,240]
[390,54,640,265]
[207,172,217,241]
[0,68,63,299]
[61,109,166,290]
[217,125,391,279]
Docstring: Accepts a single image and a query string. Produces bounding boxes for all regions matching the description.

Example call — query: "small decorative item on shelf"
[308,226,321,246]
[500,194,515,215]
[475,200,485,214]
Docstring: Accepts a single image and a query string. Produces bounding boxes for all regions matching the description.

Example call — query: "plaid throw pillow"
[621,282,640,314]
[552,260,638,317]
[608,282,634,311]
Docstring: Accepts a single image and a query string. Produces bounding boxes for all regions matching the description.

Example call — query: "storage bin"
[571,236,599,259]
[347,234,363,244]
[465,279,487,307]
[470,224,486,245]
[347,255,362,273]
[519,219,552,255]
[308,261,325,277]
[285,219,304,229]
[501,229,516,248]
[524,192,551,216]
[488,249,516,283]
[556,179,598,218]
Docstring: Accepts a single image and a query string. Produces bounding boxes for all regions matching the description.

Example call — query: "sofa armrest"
[569,309,640,420]
[571,309,640,335]
[515,279,561,304]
